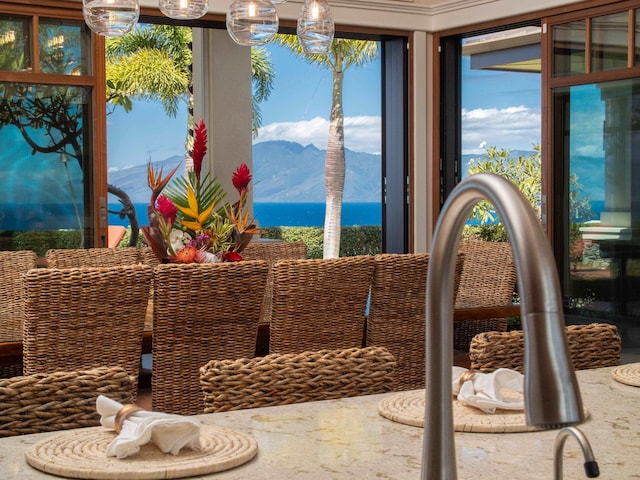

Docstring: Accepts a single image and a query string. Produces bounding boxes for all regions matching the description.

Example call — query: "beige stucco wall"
[193,29,253,213]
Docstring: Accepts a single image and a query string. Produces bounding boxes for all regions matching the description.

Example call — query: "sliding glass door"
[548,4,640,343]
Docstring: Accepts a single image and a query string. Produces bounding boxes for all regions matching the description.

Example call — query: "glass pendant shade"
[159,0,208,20]
[226,0,279,47]
[297,0,334,54]
[83,0,139,37]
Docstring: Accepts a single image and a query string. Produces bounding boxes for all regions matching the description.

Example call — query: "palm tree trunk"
[323,70,345,259]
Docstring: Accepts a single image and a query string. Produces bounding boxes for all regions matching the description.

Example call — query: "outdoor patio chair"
[0,366,135,437]
[241,240,308,324]
[107,225,127,248]
[199,346,396,413]
[366,252,464,390]
[45,247,140,268]
[453,239,518,352]
[22,264,153,393]
[152,261,268,415]
[0,250,37,378]
[268,255,375,354]
[469,322,622,373]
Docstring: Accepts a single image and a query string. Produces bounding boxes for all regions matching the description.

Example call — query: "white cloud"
[256,107,538,156]
[108,164,139,172]
[255,115,381,154]
[462,105,541,154]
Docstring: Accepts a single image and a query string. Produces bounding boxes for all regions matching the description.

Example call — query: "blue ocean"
[1,200,605,230]
[108,202,383,228]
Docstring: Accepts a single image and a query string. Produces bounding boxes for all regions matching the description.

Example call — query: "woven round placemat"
[610,363,640,387]
[377,390,425,428]
[24,424,257,480]
[377,391,589,434]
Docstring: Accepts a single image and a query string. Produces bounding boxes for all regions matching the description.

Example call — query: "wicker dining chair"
[366,253,464,391]
[22,264,153,393]
[139,246,161,270]
[453,239,518,352]
[469,322,622,373]
[199,346,396,413]
[0,250,37,378]
[268,255,375,354]
[138,246,161,330]
[152,261,269,415]
[0,366,136,437]
[45,247,140,268]
[240,241,307,324]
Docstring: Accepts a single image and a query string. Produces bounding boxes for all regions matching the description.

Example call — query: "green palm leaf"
[162,171,227,231]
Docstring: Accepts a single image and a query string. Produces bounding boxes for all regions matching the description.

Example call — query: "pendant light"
[297,0,334,55]
[226,0,279,47]
[82,0,140,37]
[159,0,208,20]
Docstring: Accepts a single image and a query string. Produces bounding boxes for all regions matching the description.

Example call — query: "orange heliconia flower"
[173,245,199,264]
[147,161,181,206]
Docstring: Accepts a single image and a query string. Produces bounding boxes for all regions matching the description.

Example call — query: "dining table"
[0,304,521,368]
[0,365,638,479]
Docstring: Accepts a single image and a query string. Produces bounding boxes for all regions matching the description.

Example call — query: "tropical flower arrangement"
[141,118,258,263]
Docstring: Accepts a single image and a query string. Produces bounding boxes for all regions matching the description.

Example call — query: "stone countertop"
[0,366,638,479]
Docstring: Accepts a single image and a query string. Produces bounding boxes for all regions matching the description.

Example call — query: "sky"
[107,41,542,171]
[460,56,541,156]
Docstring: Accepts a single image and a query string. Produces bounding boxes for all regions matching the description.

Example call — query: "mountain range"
[108,141,603,205]
[108,140,382,204]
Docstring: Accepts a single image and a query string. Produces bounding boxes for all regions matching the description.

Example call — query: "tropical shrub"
[465,144,593,249]
[466,145,541,241]
[257,226,382,259]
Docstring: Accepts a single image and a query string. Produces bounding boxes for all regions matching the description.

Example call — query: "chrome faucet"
[421,173,585,480]
[554,426,600,479]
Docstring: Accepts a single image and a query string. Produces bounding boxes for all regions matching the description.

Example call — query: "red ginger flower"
[192,118,208,182]
[156,195,178,225]
[232,163,252,195]
[221,251,243,262]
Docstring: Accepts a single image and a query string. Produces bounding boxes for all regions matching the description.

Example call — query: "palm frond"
[162,171,227,233]
[106,49,189,117]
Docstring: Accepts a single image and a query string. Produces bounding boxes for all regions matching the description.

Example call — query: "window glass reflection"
[591,11,628,72]
[557,78,640,325]
[0,82,87,235]
[0,14,31,72]
[553,20,586,76]
[39,18,91,75]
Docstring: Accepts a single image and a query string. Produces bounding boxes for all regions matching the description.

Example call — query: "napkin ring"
[114,404,144,434]
[457,370,476,391]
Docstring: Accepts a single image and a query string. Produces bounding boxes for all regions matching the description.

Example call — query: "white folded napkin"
[451,366,524,414]
[96,395,201,459]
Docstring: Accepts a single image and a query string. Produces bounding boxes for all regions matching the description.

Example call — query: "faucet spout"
[421,173,585,480]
